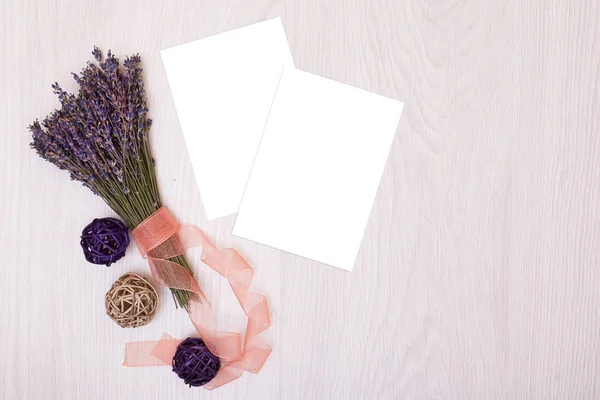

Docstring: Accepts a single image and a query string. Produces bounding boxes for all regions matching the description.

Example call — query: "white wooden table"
[1,0,599,399]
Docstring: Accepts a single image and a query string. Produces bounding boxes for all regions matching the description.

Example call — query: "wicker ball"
[80,217,130,266]
[172,338,221,387]
[105,273,158,328]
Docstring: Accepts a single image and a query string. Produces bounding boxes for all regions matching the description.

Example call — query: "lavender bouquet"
[29,47,193,309]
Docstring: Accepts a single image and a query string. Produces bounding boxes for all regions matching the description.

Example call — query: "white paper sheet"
[161,18,293,220]
[233,68,404,271]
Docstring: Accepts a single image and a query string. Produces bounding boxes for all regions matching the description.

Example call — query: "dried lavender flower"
[29,48,194,309]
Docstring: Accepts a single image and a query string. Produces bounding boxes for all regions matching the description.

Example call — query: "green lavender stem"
[96,149,194,310]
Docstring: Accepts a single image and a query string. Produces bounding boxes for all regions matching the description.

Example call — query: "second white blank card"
[233,68,404,271]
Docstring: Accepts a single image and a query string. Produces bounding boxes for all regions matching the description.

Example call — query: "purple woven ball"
[172,337,221,387]
[80,217,130,266]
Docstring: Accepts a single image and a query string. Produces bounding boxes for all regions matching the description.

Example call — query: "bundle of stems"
[29,47,192,309]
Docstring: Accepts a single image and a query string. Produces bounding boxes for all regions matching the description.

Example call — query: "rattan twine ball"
[80,217,130,266]
[105,273,159,328]
[172,337,221,387]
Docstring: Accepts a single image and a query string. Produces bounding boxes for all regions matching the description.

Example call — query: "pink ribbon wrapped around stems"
[122,207,271,390]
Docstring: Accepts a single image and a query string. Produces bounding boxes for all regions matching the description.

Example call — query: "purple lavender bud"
[92,46,102,62]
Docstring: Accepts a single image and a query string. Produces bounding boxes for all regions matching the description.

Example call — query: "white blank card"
[161,18,293,220]
[233,68,404,271]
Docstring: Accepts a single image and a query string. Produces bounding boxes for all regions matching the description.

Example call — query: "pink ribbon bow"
[122,207,271,389]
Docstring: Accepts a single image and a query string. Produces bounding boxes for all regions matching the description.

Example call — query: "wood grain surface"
[1,0,599,399]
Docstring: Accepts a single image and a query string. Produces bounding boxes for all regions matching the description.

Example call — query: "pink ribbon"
[122,207,271,390]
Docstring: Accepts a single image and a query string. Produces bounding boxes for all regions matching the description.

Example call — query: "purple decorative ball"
[80,217,130,266]
[172,338,221,387]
